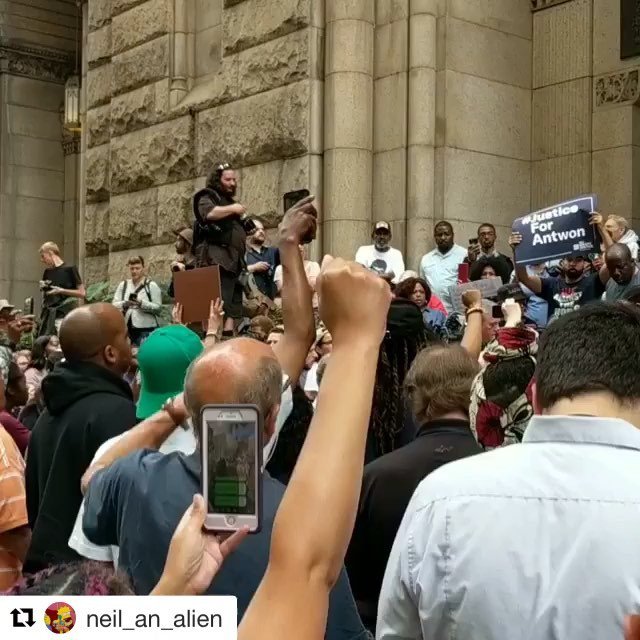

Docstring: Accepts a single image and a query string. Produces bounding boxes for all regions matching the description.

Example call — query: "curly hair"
[470,256,512,284]
[405,345,479,423]
[394,277,432,304]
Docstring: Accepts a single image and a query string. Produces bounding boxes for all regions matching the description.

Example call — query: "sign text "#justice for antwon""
[521,204,585,246]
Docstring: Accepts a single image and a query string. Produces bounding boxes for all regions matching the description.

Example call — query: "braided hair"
[368,299,441,460]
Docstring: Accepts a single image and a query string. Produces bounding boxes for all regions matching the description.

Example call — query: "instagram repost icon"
[44,602,76,634]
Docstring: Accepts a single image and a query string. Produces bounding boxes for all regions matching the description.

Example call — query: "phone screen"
[206,419,258,516]
[283,189,310,212]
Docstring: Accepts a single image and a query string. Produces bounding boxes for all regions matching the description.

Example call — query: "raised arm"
[509,232,542,295]
[239,259,391,640]
[590,211,614,251]
[460,289,484,359]
[271,196,317,386]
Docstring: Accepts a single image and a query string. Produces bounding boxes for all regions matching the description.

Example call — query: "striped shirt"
[0,425,27,591]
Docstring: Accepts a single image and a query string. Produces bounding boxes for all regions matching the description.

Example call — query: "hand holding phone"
[201,406,262,533]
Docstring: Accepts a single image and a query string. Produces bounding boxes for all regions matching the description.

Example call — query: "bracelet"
[465,307,484,318]
[205,332,218,338]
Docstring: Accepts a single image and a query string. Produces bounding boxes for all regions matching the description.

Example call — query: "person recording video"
[193,163,253,335]
[37,242,85,337]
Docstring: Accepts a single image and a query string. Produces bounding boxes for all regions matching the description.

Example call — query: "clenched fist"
[317,258,392,350]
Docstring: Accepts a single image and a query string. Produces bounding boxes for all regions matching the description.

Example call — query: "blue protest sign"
[512,195,600,265]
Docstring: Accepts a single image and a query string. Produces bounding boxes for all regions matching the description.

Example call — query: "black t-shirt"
[42,264,82,308]
[540,272,605,323]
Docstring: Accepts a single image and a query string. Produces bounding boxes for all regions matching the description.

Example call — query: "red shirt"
[428,294,448,316]
[0,413,30,457]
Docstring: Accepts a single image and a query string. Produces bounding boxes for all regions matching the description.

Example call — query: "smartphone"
[492,305,504,319]
[458,262,470,283]
[283,189,310,212]
[469,238,479,246]
[201,405,262,533]
[128,293,138,302]
[24,297,34,316]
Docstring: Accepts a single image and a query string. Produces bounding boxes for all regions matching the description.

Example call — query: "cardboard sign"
[173,265,221,323]
[449,276,503,314]
[512,194,600,266]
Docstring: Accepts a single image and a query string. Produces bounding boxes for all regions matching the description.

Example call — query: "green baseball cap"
[136,324,204,420]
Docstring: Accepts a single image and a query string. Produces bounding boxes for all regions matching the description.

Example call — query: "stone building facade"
[2,0,640,297]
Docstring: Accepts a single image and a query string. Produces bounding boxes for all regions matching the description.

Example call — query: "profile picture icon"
[44,602,76,634]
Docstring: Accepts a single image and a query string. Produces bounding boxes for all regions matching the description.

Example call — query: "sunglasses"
[216,162,231,173]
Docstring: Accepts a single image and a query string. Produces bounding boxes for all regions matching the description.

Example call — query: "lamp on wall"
[64,75,81,132]
[64,0,82,133]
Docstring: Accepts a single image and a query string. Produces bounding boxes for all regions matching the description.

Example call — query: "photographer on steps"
[112,256,163,346]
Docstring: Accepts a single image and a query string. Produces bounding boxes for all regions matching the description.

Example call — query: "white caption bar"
[0,595,237,639]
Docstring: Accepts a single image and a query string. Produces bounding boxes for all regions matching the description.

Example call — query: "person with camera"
[193,162,251,335]
[38,242,85,337]
[112,256,162,346]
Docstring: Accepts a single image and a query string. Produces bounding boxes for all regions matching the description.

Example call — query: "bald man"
[603,243,640,302]
[24,303,136,573]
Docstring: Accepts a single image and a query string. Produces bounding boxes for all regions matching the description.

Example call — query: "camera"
[242,217,258,235]
[171,263,182,273]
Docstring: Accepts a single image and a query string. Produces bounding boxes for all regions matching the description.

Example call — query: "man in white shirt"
[355,222,405,285]
[419,221,466,313]
[112,256,163,345]
[377,301,640,640]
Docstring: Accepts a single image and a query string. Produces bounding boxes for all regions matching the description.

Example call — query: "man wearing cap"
[355,221,405,285]
[68,323,204,566]
[168,227,196,299]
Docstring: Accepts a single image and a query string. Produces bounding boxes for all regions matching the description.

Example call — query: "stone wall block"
[108,244,174,285]
[533,0,591,88]
[156,180,195,243]
[532,77,591,160]
[87,104,112,148]
[89,0,112,31]
[87,24,112,68]
[223,0,310,56]
[84,202,110,257]
[110,80,170,137]
[240,156,310,227]
[84,255,109,284]
[111,35,170,97]
[196,81,310,173]
[87,63,113,109]
[85,143,111,203]
[112,0,147,16]
[109,188,158,250]
[110,116,194,194]
[236,30,311,100]
[531,153,592,210]
[111,0,170,54]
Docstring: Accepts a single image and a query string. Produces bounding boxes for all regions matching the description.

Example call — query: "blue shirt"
[83,449,369,640]
[377,415,640,640]
[245,246,279,299]
[419,245,467,313]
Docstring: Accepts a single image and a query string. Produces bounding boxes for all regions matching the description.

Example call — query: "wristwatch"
[162,397,188,429]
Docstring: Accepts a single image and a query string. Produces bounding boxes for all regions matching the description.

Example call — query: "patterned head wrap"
[469,327,538,449]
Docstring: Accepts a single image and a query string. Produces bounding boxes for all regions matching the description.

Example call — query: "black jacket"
[345,418,481,631]
[24,360,137,572]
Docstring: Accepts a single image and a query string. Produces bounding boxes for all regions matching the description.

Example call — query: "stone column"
[406,0,438,270]
[78,0,89,278]
[323,0,374,258]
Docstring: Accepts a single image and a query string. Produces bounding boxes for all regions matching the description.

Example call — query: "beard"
[223,184,237,197]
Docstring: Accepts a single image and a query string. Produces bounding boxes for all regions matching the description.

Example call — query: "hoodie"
[24,360,137,573]
[620,229,639,261]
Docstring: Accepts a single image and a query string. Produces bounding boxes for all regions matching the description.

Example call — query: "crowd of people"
[1,164,640,639]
